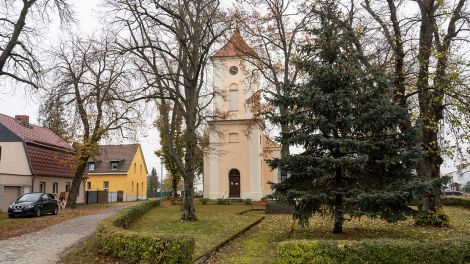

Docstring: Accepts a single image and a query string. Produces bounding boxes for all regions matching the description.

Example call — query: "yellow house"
[85,144,148,201]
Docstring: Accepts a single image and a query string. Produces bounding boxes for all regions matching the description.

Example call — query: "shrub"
[167,197,182,205]
[113,200,160,229]
[441,197,470,208]
[415,207,450,227]
[278,239,470,264]
[244,199,252,205]
[216,198,230,205]
[265,200,293,214]
[96,200,195,263]
[199,198,209,205]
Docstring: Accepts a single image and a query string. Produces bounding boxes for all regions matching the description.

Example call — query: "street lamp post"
[160,160,163,199]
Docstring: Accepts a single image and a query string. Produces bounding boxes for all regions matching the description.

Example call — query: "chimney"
[15,115,30,125]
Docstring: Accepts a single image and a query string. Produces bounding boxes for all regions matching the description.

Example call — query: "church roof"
[212,29,257,58]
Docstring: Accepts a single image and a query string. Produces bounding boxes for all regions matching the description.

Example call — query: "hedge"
[96,200,195,264]
[441,197,470,208]
[278,239,470,264]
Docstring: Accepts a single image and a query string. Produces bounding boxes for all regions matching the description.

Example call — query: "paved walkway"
[0,203,138,264]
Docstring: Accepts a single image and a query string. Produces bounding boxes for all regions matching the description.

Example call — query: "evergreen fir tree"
[269,1,422,233]
[147,167,159,198]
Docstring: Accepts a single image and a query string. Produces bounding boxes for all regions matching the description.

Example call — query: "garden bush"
[199,198,209,205]
[96,200,195,263]
[244,199,252,205]
[415,207,450,227]
[265,200,293,214]
[277,238,470,264]
[216,198,230,205]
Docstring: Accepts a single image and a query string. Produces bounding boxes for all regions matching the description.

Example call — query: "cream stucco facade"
[203,33,281,200]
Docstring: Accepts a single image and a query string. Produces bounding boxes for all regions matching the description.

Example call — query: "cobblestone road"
[0,203,137,264]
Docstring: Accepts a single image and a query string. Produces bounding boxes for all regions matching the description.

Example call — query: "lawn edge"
[193,215,265,264]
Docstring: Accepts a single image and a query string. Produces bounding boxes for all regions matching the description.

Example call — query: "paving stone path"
[0,202,139,264]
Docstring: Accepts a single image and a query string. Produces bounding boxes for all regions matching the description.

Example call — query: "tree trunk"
[415,0,441,212]
[66,157,88,209]
[279,104,290,181]
[333,161,343,234]
[333,193,343,234]
[181,114,197,221]
[279,102,290,158]
[417,126,443,211]
[172,176,178,198]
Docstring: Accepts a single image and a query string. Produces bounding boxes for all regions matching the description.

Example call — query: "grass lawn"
[129,203,263,259]
[60,202,264,264]
[0,203,119,240]
[211,206,470,263]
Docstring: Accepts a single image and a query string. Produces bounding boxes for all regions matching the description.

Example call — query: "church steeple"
[211,29,259,121]
[212,29,257,58]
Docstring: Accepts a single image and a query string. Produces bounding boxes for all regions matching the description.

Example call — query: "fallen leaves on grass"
[0,203,119,240]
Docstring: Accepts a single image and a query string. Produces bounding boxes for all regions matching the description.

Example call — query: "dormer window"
[110,161,119,170]
[88,162,95,171]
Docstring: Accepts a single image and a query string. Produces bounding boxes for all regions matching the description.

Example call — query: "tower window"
[229,90,239,111]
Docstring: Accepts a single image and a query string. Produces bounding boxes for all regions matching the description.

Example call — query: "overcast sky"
[0,0,459,176]
[0,1,165,177]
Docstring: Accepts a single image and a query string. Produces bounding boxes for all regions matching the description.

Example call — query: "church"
[203,30,281,201]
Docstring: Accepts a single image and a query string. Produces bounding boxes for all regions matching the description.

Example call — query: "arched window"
[140,164,142,174]
[229,133,239,143]
[229,84,239,111]
[134,163,136,173]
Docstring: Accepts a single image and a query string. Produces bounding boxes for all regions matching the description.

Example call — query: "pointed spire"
[212,29,257,58]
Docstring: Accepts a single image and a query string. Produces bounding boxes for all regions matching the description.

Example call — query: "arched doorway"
[229,169,240,198]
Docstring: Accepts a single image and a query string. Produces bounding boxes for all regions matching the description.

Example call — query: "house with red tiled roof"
[0,114,86,212]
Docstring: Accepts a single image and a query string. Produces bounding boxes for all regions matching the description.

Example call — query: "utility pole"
[160,159,163,199]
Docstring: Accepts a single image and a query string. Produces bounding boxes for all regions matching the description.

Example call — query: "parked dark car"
[8,192,59,218]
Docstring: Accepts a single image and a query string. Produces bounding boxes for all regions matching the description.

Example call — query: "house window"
[65,182,70,192]
[39,182,46,193]
[52,182,58,194]
[132,181,134,192]
[229,133,239,143]
[0,146,2,162]
[229,90,239,111]
[103,181,109,191]
[140,164,142,175]
[134,163,136,173]
[88,162,95,171]
[87,182,91,190]
[110,161,119,170]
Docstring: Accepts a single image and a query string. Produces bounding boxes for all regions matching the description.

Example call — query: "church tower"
[203,30,280,200]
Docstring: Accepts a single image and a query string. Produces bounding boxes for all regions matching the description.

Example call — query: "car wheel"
[53,206,58,215]
[8,214,14,218]
[35,207,41,217]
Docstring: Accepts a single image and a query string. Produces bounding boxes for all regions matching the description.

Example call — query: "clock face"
[229,66,238,75]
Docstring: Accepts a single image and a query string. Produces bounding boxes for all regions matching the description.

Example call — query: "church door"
[229,169,240,198]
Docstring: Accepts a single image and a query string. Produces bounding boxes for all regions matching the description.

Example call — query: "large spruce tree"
[269,1,422,234]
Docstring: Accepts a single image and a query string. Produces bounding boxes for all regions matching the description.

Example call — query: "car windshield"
[17,193,42,202]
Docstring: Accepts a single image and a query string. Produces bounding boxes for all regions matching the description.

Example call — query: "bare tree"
[233,0,314,163]
[42,33,140,208]
[108,0,227,220]
[361,0,470,211]
[0,0,72,88]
